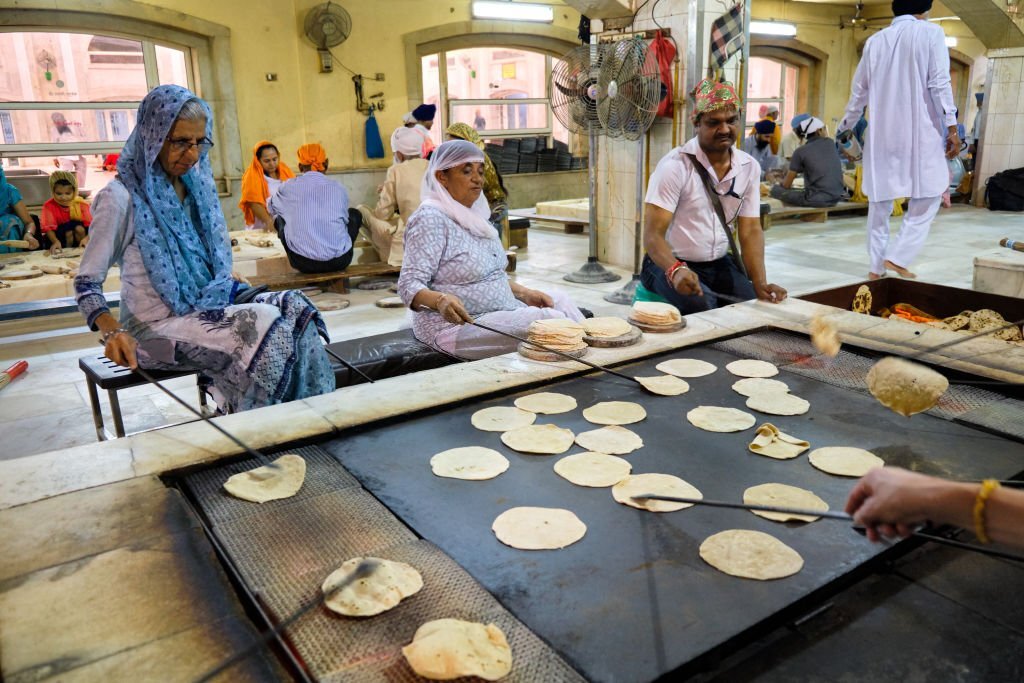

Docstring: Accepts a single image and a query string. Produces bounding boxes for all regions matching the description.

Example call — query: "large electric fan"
[599,37,663,305]
[597,37,662,141]
[304,2,352,72]
[551,42,621,285]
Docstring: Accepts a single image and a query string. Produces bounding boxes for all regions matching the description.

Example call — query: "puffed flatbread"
[809,315,841,357]
[574,425,644,455]
[687,406,756,432]
[743,483,829,522]
[322,557,423,617]
[402,619,512,681]
[430,447,510,480]
[655,358,717,378]
[699,529,804,580]
[513,392,577,415]
[745,392,810,416]
[492,507,587,550]
[634,375,690,396]
[581,316,633,338]
[726,359,779,378]
[808,447,884,477]
[500,424,575,454]
[612,473,703,512]
[866,356,949,417]
[471,406,536,432]
[748,423,810,460]
[582,400,647,425]
[223,454,306,503]
[732,377,791,397]
[554,452,632,487]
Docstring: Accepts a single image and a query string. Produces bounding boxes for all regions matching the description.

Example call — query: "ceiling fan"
[838,3,891,31]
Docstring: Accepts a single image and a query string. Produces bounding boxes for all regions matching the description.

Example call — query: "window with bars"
[0,31,193,192]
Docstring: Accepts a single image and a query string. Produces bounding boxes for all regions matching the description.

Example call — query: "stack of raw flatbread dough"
[630,301,681,326]
[527,318,587,352]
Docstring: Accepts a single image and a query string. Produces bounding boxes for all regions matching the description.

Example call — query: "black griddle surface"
[324,337,1024,683]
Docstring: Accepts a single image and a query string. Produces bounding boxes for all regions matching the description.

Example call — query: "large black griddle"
[323,332,1024,682]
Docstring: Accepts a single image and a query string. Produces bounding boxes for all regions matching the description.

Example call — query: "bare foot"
[867,271,884,280]
[884,260,917,279]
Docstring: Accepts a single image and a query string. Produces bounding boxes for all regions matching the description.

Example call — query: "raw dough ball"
[430,447,510,480]
[223,454,306,503]
[655,358,718,378]
[582,400,647,425]
[492,507,587,550]
[726,359,779,378]
[402,618,512,681]
[748,423,810,460]
[635,375,690,396]
[743,483,829,522]
[732,377,791,397]
[745,392,810,416]
[808,447,884,477]
[554,452,632,487]
[866,356,949,417]
[322,557,423,616]
[500,424,576,454]
[687,406,756,433]
[612,473,703,512]
[471,406,536,432]
[699,530,804,580]
[574,425,644,455]
[513,392,577,415]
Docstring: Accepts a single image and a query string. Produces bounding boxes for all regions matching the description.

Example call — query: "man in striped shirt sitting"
[269,143,362,274]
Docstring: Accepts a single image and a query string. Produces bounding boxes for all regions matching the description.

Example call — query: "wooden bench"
[761,200,868,230]
[509,208,588,234]
[248,261,401,293]
[78,355,211,441]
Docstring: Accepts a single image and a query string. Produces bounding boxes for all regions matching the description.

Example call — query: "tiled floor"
[1,203,1020,461]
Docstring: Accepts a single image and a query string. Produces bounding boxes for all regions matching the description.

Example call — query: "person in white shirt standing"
[839,0,960,280]
[641,78,787,315]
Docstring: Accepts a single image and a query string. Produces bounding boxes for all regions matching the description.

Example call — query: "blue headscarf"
[117,85,234,316]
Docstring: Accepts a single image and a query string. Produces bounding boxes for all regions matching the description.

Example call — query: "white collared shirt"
[644,136,762,262]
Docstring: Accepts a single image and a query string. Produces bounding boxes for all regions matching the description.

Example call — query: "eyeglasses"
[166,137,214,154]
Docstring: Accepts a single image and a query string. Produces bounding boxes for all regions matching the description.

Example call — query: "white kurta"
[840,15,956,202]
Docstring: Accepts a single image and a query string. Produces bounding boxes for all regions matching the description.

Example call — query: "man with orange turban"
[640,78,787,315]
[268,143,362,273]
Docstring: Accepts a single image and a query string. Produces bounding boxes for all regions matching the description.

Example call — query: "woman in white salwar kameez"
[398,140,583,360]
[839,0,960,280]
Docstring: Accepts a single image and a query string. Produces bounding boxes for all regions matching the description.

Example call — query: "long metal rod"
[910,530,1024,563]
[133,366,278,469]
[588,122,599,258]
[195,560,379,683]
[323,346,375,384]
[465,319,642,386]
[633,493,854,520]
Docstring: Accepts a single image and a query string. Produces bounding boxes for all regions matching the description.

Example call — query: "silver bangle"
[100,328,127,344]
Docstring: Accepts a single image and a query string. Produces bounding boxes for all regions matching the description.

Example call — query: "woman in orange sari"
[239,141,294,231]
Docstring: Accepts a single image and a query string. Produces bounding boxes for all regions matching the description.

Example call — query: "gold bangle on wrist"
[973,479,1000,544]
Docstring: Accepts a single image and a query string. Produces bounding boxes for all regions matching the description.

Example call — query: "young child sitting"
[41,170,92,253]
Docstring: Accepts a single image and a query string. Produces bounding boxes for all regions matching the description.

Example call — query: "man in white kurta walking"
[839,0,960,279]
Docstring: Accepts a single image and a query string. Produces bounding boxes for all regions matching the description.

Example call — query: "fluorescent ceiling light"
[750,20,797,37]
[472,1,554,22]
[945,36,958,47]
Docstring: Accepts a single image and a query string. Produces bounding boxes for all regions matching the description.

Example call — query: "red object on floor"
[0,360,27,390]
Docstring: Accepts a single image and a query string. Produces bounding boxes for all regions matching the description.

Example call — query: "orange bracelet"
[972,479,1000,544]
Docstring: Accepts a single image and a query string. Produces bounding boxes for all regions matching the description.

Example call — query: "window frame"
[0,29,194,158]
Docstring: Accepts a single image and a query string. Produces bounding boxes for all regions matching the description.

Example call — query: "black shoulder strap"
[683,152,748,278]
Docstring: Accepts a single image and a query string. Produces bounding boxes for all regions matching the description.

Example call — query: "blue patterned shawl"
[117,85,234,316]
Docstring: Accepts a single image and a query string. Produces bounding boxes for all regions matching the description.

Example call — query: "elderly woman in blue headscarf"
[75,85,334,413]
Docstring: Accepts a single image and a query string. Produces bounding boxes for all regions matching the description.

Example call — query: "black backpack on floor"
[986,167,1024,212]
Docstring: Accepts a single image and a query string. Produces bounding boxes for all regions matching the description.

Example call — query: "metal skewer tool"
[195,559,379,682]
